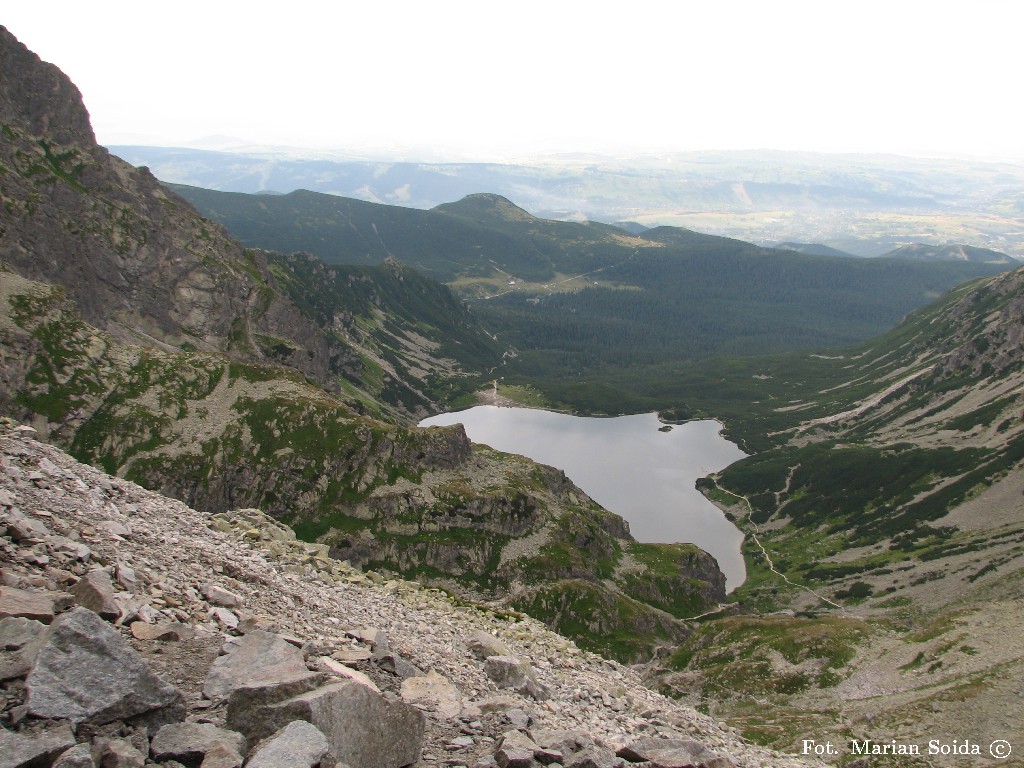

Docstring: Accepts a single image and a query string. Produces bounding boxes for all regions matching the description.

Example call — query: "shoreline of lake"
[420,405,748,590]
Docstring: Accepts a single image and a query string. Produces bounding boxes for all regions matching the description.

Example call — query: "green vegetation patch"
[670,615,872,696]
[512,578,688,662]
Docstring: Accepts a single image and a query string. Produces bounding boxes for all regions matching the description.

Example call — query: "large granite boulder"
[202,630,308,702]
[25,607,185,726]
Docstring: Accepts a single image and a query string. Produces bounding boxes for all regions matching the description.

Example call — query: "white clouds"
[4,1,1022,159]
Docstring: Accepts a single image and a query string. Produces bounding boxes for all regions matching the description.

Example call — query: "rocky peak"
[0,26,94,146]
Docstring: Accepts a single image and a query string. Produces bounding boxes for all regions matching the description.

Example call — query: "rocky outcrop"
[0,26,93,145]
[0,28,494,420]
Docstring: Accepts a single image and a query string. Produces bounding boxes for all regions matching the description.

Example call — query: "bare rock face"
[0,26,94,145]
[26,607,185,726]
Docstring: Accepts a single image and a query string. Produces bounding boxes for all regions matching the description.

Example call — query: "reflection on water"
[419,406,747,590]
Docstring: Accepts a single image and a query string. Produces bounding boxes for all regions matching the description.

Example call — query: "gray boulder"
[224,670,325,737]
[466,630,511,660]
[26,607,185,726]
[0,616,46,681]
[201,584,244,609]
[229,678,424,768]
[483,655,550,700]
[95,738,146,768]
[0,722,75,768]
[129,621,194,642]
[494,730,539,768]
[150,722,247,764]
[202,630,308,701]
[198,741,244,768]
[51,743,96,768]
[246,720,329,768]
[565,748,624,768]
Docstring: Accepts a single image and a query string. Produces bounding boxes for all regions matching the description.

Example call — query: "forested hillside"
[169,184,1012,417]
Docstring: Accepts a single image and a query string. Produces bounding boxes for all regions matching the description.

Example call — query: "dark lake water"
[419,406,747,589]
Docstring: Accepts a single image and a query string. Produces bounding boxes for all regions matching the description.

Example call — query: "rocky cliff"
[0,26,497,422]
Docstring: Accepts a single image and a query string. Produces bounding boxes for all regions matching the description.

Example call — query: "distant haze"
[4,1,1023,162]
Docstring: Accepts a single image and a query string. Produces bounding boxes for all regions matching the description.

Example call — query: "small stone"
[130,621,195,642]
[52,743,97,768]
[484,656,550,700]
[0,585,74,623]
[331,646,373,664]
[506,708,531,730]
[151,722,247,764]
[97,520,131,539]
[467,631,512,661]
[70,569,121,621]
[202,584,244,608]
[97,738,146,768]
[0,721,75,767]
[115,563,137,590]
[211,606,239,630]
[319,656,381,692]
[347,627,389,653]
[246,720,329,768]
[6,514,50,542]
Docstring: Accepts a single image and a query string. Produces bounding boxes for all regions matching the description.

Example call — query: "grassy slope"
[646,269,1024,760]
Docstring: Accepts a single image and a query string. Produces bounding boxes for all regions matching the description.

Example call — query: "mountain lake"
[419,406,747,590]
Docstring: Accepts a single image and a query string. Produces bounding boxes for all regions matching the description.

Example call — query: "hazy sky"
[5,1,1022,160]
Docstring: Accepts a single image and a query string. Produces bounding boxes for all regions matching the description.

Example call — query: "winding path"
[708,478,844,611]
